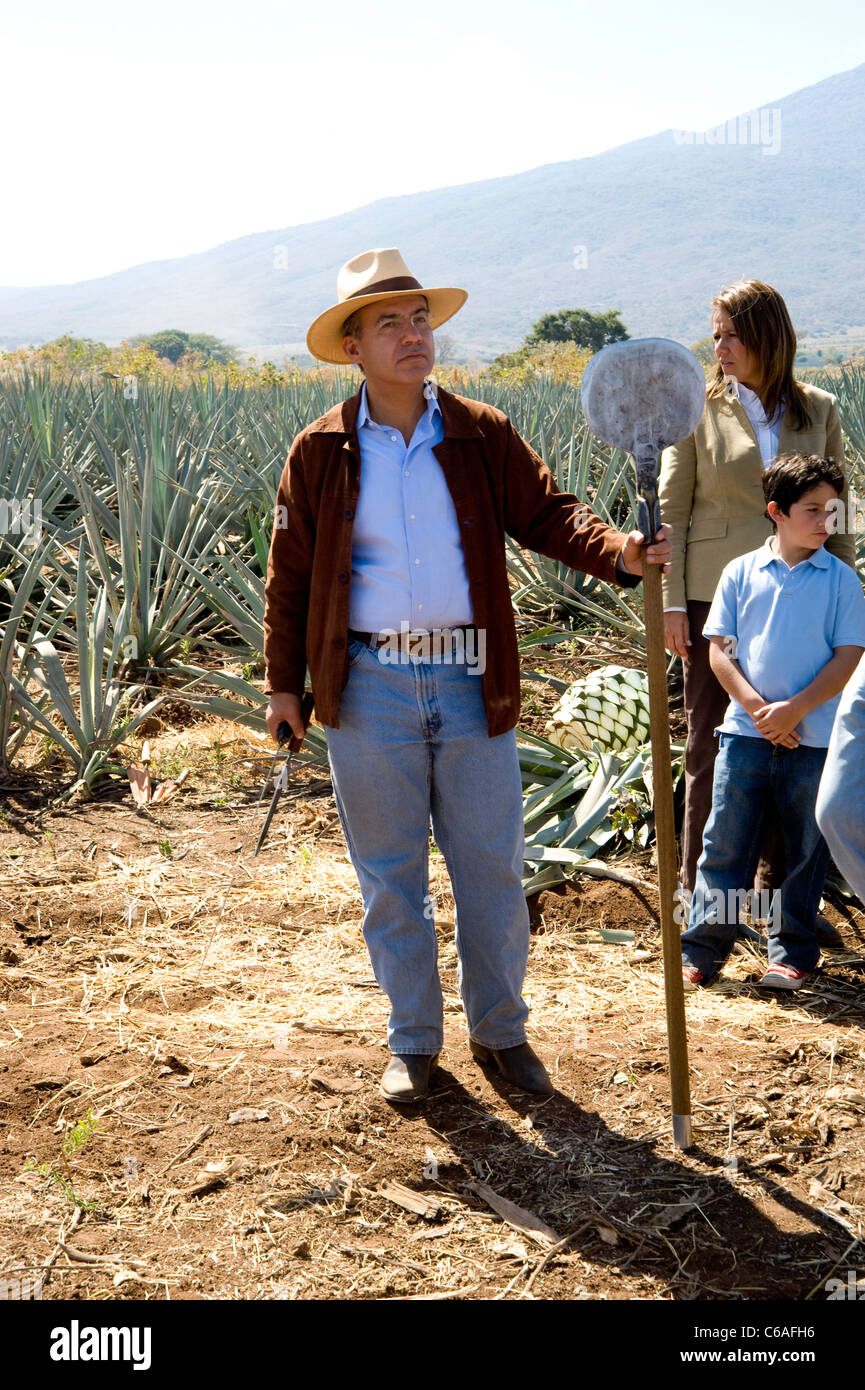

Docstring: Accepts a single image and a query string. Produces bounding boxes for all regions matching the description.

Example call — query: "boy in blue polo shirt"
[681,452,865,992]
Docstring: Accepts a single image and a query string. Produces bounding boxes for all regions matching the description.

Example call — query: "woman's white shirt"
[726,379,784,467]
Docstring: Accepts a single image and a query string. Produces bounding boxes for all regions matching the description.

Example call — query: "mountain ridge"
[2,61,863,355]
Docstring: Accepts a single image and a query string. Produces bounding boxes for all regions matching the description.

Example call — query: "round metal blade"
[581,338,706,453]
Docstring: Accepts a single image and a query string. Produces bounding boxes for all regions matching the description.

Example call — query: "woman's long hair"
[707,280,812,430]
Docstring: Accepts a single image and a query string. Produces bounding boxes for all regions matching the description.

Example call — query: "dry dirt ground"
[1,710,864,1304]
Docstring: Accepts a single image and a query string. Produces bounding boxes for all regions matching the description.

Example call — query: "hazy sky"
[3,0,864,286]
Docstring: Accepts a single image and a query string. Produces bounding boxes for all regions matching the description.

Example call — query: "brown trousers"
[680,600,783,894]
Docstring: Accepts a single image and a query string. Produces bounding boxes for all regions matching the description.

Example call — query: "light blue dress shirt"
[704,538,865,746]
[348,381,474,631]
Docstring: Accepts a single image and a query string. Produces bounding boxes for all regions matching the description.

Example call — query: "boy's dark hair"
[762,452,844,518]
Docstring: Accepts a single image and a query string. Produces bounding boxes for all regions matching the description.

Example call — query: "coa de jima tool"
[581,337,705,1150]
[253,692,315,856]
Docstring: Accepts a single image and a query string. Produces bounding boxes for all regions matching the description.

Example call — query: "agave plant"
[10,546,165,791]
[0,361,861,802]
[0,408,82,599]
[66,420,233,666]
[161,525,265,654]
[519,728,653,896]
[0,535,72,768]
[813,363,865,463]
[502,419,646,658]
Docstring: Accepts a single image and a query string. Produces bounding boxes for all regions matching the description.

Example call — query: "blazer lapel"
[714,396,764,501]
[720,389,761,452]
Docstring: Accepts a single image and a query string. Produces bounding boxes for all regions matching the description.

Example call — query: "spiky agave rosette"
[544,664,651,754]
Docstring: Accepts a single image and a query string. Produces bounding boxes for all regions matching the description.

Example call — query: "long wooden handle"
[643,560,692,1148]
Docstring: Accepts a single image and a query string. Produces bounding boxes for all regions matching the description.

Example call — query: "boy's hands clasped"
[707,633,804,748]
[749,697,802,748]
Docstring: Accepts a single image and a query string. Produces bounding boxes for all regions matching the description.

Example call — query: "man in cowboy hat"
[264,248,671,1103]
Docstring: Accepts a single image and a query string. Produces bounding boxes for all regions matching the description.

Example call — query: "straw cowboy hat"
[306,248,468,364]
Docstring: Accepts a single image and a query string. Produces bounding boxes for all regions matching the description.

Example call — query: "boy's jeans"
[681,733,829,979]
[324,638,530,1055]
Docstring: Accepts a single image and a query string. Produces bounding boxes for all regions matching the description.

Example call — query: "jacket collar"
[718,382,810,449]
[308,383,485,439]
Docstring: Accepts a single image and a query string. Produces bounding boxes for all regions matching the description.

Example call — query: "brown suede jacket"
[263,385,640,737]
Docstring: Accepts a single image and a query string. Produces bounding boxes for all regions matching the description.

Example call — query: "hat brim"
[306,286,468,365]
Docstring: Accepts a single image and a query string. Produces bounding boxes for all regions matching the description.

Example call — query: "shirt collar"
[756,536,830,569]
[310,385,484,438]
[735,382,762,411]
[726,378,783,426]
[357,379,441,432]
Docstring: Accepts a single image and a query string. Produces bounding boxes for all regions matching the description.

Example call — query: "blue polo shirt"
[704,538,865,747]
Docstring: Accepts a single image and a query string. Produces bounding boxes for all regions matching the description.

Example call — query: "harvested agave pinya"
[545,665,651,754]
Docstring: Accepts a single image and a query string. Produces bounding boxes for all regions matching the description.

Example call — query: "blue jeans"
[816,655,865,903]
[324,638,530,1054]
[681,733,829,979]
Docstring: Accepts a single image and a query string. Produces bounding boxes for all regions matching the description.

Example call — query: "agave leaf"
[524,845,591,865]
[28,638,82,747]
[9,675,81,764]
[519,667,571,694]
[0,537,73,764]
[523,764,591,823]
[164,538,264,651]
[247,509,271,575]
[522,863,569,896]
[75,545,97,747]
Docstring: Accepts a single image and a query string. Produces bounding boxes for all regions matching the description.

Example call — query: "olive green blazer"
[659,382,855,609]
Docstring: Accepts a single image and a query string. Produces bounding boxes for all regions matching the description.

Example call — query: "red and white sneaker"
[682,965,704,993]
[758,964,807,990]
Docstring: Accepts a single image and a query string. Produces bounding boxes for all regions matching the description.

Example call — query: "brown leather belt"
[348,626,477,649]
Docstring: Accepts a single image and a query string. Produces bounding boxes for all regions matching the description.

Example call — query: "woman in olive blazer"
[659,280,855,896]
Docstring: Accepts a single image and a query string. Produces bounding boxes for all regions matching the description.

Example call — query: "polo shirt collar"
[757,537,831,569]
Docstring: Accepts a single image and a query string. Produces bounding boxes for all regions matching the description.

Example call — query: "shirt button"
[409,514,416,520]
[338,572,349,584]
[391,435,397,442]
[417,604,423,611]
[344,507,354,519]
[415,558,420,565]
[404,470,411,477]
